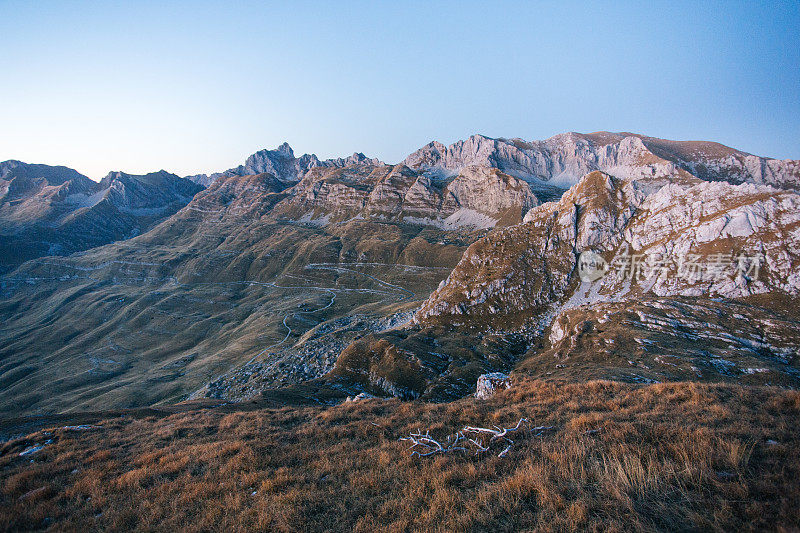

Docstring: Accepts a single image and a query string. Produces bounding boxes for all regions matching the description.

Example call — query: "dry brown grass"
[1,379,799,532]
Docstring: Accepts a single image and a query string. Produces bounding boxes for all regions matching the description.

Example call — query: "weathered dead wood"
[400,418,530,457]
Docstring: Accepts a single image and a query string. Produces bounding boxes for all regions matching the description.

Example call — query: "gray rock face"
[443,166,539,215]
[475,372,512,399]
[415,168,800,327]
[404,132,800,190]
[414,171,639,323]
[183,172,217,188]
[270,164,538,229]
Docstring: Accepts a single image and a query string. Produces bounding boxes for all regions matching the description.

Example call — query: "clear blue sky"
[1,0,798,180]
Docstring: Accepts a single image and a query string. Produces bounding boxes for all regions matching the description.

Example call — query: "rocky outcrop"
[518,296,800,387]
[414,171,639,325]
[269,164,538,230]
[475,372,511,399]
[443,166,538,214]
[330,336,429,400]
[414,170,800,327]
[345,392,378,402]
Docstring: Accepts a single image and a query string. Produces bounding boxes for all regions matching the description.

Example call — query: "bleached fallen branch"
[468,437,489,453]
[400,418,529,458]
[462,418,528,444]
[401,429,468,457]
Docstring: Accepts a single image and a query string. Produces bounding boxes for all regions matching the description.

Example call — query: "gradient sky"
[1,0,798,180]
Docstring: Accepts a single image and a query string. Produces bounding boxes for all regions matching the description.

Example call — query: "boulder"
[345,392,378,402]
[475,372,512,399]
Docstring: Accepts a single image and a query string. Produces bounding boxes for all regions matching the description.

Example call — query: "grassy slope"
[0,210,470,416]
[1,379,798,532]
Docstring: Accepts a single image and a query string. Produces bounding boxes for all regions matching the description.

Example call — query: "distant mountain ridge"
[185,143,383,187]
[182,131,800,191]
[4,130,798,272]
[3,131,798,274]
[403,132,800,190]
[0,162,202,271]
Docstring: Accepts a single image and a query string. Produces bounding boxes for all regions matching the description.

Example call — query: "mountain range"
[1,131,799,416]
[0,163,202,273]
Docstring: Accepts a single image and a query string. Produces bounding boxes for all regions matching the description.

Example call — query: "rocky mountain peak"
[100,169,184,187]
[186,144,384,187]
[275,142,294,156]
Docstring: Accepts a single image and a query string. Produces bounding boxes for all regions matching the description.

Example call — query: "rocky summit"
[1,131,799,417]
[184,143,383,187]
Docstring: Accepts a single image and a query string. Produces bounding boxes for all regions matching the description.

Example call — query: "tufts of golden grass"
[1,379,799,531]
